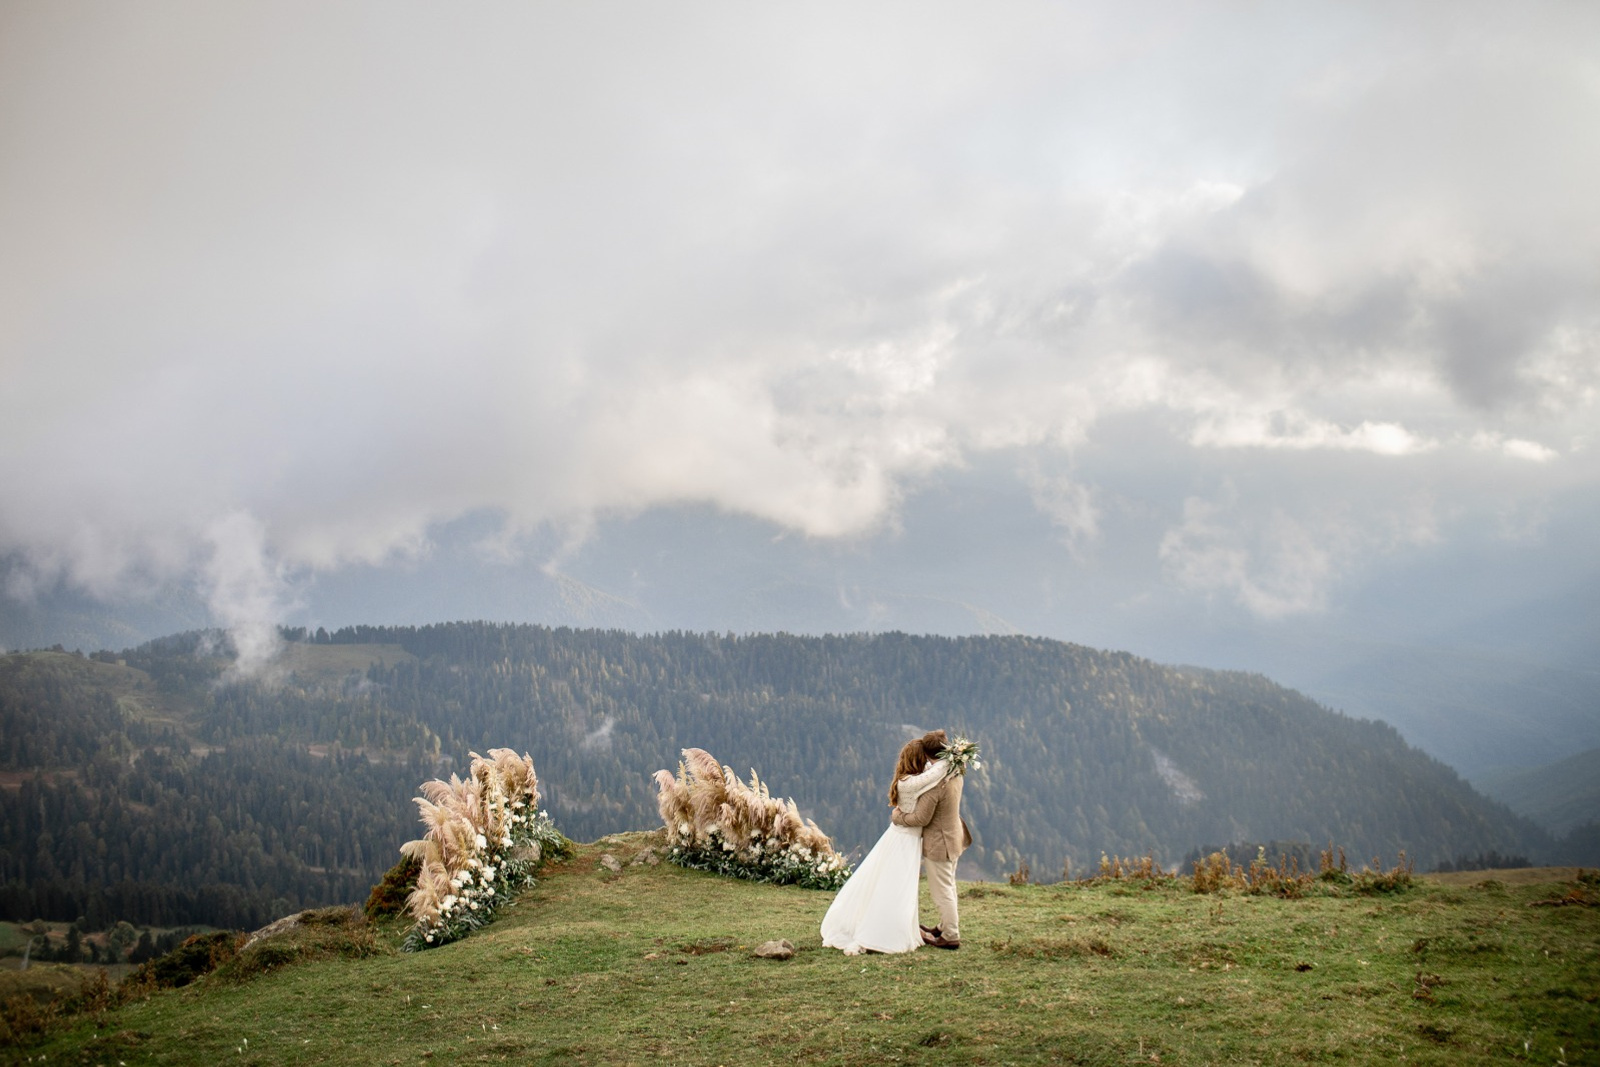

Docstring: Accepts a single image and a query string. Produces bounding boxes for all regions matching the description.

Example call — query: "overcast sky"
[2,1,1597,680]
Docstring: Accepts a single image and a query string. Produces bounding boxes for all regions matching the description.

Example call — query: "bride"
[820,736,951,955]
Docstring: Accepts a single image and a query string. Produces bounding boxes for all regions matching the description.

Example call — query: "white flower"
[485,886,495,896]
[476,834,488,849]
[425,933,435,943]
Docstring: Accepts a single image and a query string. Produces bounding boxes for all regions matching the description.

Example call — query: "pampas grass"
[399,748,570,951]
[653,748,851,890]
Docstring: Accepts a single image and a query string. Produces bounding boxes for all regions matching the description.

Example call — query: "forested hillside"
[1475,746,1600,837]
[0,624,1564,930]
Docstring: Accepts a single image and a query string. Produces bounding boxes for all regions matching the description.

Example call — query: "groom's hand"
[890,809,907,826]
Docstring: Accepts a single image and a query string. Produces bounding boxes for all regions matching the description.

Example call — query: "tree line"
[1,624,1579,931]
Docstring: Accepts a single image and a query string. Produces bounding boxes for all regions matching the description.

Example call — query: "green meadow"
[9,834,1598,1066]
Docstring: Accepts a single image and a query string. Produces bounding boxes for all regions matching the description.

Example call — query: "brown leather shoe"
[925,934,961,950]
[919,924,941,938]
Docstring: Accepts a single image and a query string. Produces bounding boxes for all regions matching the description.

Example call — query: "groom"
[891,729,972,949]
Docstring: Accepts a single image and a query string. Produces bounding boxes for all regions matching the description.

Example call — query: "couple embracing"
[821,729,973,954]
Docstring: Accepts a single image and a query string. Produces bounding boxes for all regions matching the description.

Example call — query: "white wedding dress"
[820,760,950,955]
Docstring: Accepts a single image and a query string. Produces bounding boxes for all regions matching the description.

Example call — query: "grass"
[11,834,1599,1066]
[274,643,418,688]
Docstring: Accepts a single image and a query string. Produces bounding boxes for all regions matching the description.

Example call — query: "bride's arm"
[896,760,951,813]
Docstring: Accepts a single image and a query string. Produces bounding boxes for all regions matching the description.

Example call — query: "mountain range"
[3,622,1585,930]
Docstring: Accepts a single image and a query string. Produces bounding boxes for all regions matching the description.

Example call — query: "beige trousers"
[924,856,959,940]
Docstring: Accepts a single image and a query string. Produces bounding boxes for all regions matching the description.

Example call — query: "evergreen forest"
[2,623,1580,932]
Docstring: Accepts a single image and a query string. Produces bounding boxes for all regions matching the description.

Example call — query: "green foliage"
[666,828,851,890]
[362,854,419,920]
[122,931,240,993]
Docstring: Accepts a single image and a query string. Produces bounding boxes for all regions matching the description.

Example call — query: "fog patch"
[580,716,616,753]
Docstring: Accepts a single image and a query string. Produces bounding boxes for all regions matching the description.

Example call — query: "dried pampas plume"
[651,747,850,889]
[400,748,543,938]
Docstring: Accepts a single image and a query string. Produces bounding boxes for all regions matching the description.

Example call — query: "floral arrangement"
[652,748,852,891]
[938,736,982,775]
[399,748,570,951]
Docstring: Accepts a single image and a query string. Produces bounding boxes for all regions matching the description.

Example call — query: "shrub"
[364,853,421,919]
[1190,843,1413,898]
[122,931,240,994]
[1353,852,1414,894]
[1083,853,1174,887]
[221,907,377,979]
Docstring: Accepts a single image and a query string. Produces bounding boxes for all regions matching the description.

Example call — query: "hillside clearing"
[17,833,1598,1066]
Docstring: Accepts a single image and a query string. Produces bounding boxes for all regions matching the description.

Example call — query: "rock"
[752,939,795,960]
[599,854,622,873]
[630,848,660,866]
[242,913,302,950]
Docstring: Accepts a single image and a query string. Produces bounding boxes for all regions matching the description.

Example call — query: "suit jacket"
[891,774,972,862]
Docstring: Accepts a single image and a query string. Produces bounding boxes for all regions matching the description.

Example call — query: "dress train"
[819,823,924,955]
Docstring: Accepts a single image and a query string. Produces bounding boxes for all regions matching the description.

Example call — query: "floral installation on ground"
[653,747,852,891]
[399,748,570,951]
[938,736,982,775]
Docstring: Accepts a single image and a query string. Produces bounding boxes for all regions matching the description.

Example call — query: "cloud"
[0,0,1596,645]
[1159,493,1338,618]
[1191,414,1433,456]
[201,513,298,679]
[1021,465,1101,554]
[1157,485,1442,618]
[1472,433,1559,464]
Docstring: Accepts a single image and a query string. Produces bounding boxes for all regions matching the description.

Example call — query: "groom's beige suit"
[891,774,972,940]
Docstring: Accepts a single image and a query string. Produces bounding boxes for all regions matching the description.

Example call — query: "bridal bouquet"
[653,748,853,891]
[938,736,982,775]
[399,748,570,952]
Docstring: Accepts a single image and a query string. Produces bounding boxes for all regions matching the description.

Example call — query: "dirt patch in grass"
[675,937,736,956]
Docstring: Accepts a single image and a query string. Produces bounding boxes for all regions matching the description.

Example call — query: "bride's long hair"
[887,738,930,807]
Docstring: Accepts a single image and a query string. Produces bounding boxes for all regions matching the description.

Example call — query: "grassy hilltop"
[12,834,1598,1066]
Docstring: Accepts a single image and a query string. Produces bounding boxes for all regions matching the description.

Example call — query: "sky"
[2,2,1597,764]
